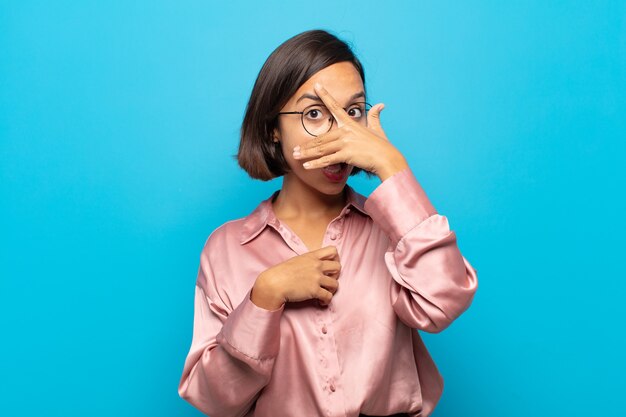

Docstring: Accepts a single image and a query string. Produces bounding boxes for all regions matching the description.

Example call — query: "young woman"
[178,29,478,417]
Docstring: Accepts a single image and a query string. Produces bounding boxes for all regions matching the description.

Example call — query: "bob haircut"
[236,29,375,181]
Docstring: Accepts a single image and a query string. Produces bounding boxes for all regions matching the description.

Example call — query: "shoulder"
[195,216,249,292]
[201,216,248,256]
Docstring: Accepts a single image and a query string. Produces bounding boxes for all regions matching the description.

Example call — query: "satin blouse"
[178,166,478,417]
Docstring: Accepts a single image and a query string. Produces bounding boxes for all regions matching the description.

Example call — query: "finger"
[320,260,341,275]
[316,245,340,261]
[319,275,339,294]
[367,103,385,133]
[325,270,339,280]
[295,134,344,161]
[296,128,342,154]
[313,83,353,128]
[303,149,348,170]
[316,287,334,305]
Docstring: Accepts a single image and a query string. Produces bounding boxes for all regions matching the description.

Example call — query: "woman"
[178,29,478,417]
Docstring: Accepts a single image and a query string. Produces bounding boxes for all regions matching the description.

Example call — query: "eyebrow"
[296,91,366,105]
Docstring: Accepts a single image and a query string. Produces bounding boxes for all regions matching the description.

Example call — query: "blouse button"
[329,234,337,240]
[329,383,336,392]
[321,326,328,334]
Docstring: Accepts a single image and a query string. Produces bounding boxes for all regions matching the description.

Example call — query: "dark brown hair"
[235,29,375,180]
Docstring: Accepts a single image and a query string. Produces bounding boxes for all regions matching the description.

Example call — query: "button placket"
[323,303,345,407]
[327,216,346,242]
[315,306,332,398]
[336,215,346,239]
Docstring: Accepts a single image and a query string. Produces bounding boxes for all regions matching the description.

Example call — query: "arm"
[364,166,479,333]
[178,247,284,417]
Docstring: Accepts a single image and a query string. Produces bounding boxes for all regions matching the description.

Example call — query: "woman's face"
[274,61,364,195]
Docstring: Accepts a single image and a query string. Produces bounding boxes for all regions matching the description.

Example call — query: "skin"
[250,61,410,310]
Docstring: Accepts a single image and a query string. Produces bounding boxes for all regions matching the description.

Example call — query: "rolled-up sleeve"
[364,166,478,333]
[178,246,284,417]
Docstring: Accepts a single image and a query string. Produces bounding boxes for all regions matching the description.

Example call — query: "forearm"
[179,285,284,416]
[364,166,478,332]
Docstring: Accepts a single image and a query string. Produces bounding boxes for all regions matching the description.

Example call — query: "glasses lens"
[301,102,372,136]
[302,105,333,136]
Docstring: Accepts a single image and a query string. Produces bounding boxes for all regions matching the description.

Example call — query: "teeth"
[324,164,342,173]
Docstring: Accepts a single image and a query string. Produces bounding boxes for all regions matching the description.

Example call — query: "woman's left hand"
[293,82,409,181]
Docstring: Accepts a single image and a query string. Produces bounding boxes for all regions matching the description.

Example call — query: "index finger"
[315,245,340,261]
[313,83,352,128]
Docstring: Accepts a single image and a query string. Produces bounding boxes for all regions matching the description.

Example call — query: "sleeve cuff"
[364,166,438,246]
[218,289,284,360]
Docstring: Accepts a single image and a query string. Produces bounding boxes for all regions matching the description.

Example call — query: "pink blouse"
[178,166,478,417]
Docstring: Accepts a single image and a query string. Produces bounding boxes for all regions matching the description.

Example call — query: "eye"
[304,106,328,121]
[347,104,365,118]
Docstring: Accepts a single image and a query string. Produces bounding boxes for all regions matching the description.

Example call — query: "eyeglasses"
[277,101,372,137]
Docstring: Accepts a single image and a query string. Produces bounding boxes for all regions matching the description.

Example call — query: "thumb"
[367,103,385,133]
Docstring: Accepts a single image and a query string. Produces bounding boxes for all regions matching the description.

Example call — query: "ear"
[272,127,281,143]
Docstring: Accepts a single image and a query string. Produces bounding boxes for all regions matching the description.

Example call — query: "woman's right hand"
[250,245,341,310]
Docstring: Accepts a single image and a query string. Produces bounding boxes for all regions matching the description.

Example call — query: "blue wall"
[1,1,624,416]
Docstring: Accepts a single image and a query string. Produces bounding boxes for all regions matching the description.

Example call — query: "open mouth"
[322,163,349,181]
[323,162,347,174]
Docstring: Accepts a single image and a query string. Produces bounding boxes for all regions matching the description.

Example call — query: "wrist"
[251,273,285,311]
[376,154,409,182]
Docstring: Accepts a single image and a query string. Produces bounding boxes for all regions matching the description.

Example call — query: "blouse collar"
[239,184,369,245]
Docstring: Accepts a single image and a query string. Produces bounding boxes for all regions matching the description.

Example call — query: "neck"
[272,173,347,221]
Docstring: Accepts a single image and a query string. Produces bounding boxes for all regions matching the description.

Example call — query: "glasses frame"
[277,101,372,137]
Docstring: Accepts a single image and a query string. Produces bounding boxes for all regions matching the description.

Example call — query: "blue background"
[1,1,625,416]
